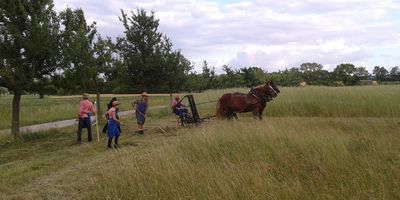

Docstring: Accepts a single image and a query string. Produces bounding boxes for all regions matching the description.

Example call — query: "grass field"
[0,86,399,199]
[1,85,400,129]
[0,94,171,129]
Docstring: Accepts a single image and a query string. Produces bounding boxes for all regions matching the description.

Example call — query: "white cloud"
[53,0,400,72]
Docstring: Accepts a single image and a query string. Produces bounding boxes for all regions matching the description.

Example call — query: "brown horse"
[216,81,280,120]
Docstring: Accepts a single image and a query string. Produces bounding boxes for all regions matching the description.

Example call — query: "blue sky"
[53,0,400,72]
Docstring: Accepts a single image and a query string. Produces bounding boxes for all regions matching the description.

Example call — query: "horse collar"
[250,88,266,101]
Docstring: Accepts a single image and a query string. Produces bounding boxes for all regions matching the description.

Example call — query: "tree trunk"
[96,92,101,117]
[11,92,21,138]
[39,93,44,99]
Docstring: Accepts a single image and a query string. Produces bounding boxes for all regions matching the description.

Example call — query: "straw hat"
[112,101,120,106]
[82,93,89,99]
[141,92,149,97]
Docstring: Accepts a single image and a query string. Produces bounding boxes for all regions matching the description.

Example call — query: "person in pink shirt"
[77,93,96,144]
[105,101,121,149]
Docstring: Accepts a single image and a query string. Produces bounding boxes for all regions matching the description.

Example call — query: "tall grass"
[190,85,400,118]
[0,86,399,199]
[90,118,400,199]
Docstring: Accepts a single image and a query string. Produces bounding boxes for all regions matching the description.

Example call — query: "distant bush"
[381,81,400,85]
[331,81,345,87]
[0,87,9,95]
[358,80,373,86]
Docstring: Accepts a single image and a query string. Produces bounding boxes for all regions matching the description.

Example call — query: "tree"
[165,51,192,92]
[239,67,265,87]
[91,36,114,114]
[267,68,302,87]
[299,62,324,85]
[332,63,357,85]
[373,66,388,82]
[389,66,400,81]
[117,8,163,92]
[218,65,243,88]
[59,8,113,115]
[0,0,60,137]
[354,66,370,80]
[201,61,217,89]
[59,8,97,93]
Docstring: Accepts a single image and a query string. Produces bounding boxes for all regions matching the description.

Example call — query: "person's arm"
[104,110,109,120]
[77,102,83,119]
[131,100,138,110]
[111,109,120,123]
[172,101,177,109]
[144,102,148,116]
[91,102,97,114]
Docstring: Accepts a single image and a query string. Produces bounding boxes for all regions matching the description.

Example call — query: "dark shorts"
[79,117,91,128]
[136,112,146,125]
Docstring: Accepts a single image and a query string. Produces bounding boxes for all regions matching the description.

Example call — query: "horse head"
[268,80,280,95]
[253,81,280,101]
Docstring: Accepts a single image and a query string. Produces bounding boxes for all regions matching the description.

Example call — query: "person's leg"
[86,118,92,142]
[77,118,83,143]
[137,123,144,134]
[114,135,119,148]
[107,137,113,148]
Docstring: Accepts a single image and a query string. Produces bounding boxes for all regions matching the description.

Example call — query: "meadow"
[1,85,399,129]
[0,85,399,199]
[0,94,171,130]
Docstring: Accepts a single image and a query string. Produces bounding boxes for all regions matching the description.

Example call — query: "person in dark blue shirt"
[133,92,148,133]
[172,96,188,117]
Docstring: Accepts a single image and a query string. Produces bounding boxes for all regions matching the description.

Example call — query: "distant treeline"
[181,62,400,92]
[45,61,400,94]
[1,2,399,97]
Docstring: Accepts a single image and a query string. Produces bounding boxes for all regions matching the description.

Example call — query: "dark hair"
[112,97,117,101]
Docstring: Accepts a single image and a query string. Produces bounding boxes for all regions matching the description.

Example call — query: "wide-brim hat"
[82,93,89,99]
[141,92,149,97]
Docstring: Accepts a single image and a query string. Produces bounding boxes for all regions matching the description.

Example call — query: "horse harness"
[239,86,277,113]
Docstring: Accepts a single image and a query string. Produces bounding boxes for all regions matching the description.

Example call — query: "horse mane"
[253,83,269,92]
[254,84,265,89]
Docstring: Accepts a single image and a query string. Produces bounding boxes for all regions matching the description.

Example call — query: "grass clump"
[90,118,400,199]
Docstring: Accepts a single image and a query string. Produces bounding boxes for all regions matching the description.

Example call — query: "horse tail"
[216,97,222,119]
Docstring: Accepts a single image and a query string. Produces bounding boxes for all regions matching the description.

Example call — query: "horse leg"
[252,111,259,119]
[258,110,263,120]
[252,109,262,120]
[227,112,233,120]
[233,113,238,120]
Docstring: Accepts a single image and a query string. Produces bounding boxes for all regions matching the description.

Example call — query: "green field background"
[0,86,399,199]
[1,86,399,129]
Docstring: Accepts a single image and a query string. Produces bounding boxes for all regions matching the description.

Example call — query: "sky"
[53,0,400,73]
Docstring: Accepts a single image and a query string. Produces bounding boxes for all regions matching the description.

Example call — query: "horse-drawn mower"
[175,94,215,127]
